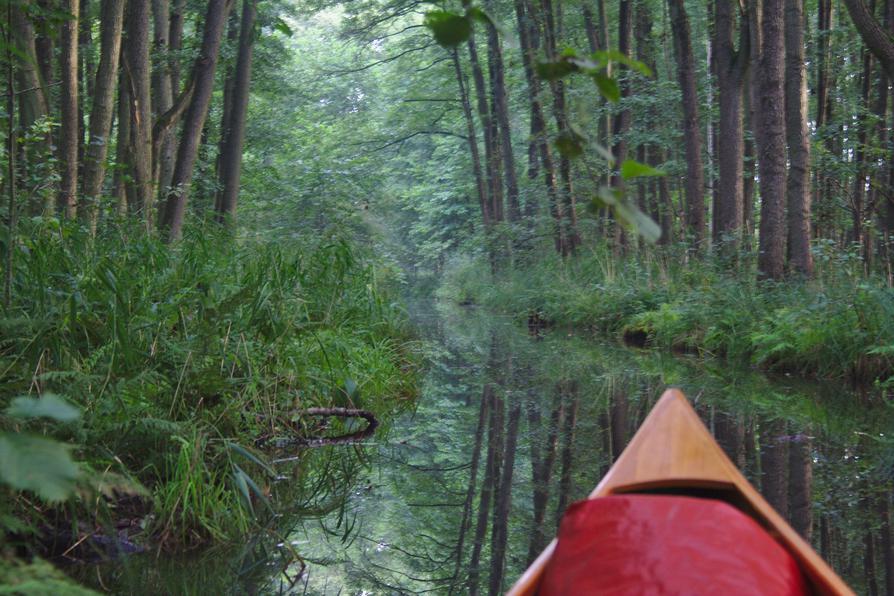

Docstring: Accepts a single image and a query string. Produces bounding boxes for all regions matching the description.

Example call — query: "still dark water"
[80,303,893,594]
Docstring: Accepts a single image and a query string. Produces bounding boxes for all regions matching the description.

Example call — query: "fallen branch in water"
[257,407,379,450]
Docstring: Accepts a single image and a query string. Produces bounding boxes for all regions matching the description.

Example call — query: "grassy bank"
[0,221,418,578]
[438,246,894,386]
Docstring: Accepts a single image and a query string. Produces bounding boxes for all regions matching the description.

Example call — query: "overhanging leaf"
[424,11,472,48]
[536,59,577,81]
[620,159,665,179]
[592,72,620,102]
[7,393,80,423]
[594,187,662,244]
[0,433,80,502]
[273,17,294,37]
[554,129,586,158]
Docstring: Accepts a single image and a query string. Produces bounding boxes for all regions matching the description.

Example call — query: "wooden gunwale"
[506,388,854,596]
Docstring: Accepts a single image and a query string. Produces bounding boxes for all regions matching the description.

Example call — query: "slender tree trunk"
[486,16,520,223]
[667,0,706,249]
[610,0,633,247]
[10,2,51,214]
[759,418,789,516]
[451,388,489,593]
[788,434,813,540]
[453,51,489,226]
[853,46,873,253]
[516,0,565,247]
[753,0,787,280]
[215,0,256,222]
[467,35,502,228]
[554,382,578,525]
[159,0,230,240]
[527,391,563,564]
[59,0,80,218]
[783,0,813,275]
[83,0,125,232]
[469,386,498,596]
[34,0,54,91]
[714,0,748,249]
[113,58,131,214]
[169,0,186,92]
[124,0,154,224]
[488,403,521,596]
[152,0,177,203]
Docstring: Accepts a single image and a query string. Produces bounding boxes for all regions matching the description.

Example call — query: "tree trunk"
[452,51,489,226]
[667,0,706,249]
[610,0,632,247]
[788,434,813,540]
[516,0,565,248]
[169,0,186,91]
[527,391,563,564]
[34,0,55,91]
[784,0,813,275]
[113,57,131,214]
[215,0,256,223]
[488,402,521,596]
[486,16,520,223]
[58,0,79,218]
[467,35,502,228]
[759,418,789,516]
[541,0,578,252]
[753,0,787,280]
[714,0,749,249]
[554,382,578,525]
[842,0,894,79]
[159,0,230,240]
[451,388,489,592]
[124,0,154,224]
[468,386,498,596]
[152,0,177,203]
[83,0,125,231]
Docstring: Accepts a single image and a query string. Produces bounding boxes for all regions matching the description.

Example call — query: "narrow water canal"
[83,302,893,594]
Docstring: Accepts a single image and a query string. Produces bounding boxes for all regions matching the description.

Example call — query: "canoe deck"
[507,388,854,596]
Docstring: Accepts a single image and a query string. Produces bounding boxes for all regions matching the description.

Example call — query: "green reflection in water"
[77,302,894,594]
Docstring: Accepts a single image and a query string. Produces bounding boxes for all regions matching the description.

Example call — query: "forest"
[0,0,892,590]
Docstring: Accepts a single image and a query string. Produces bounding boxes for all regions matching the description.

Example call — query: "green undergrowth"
[0,219,419,563]
[437,246,894,385]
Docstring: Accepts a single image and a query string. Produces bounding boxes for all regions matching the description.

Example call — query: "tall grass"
[438,244,894,385]
[0,219,418,551]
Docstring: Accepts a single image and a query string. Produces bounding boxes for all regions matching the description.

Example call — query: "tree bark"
[486,16,520,223]
[554,382,578,525]
[788,434,813,540]
[467,35,503,227]
[714,0,749,248]
[152,0,177,203]
[215,0,256,223]
[113,56,131,214]
[541,0,578,251]
[488,402,521,596]
[59,0,80,218]
[452,51,489,226]
[83,0,126,231]
[784,0,813,275]
[759,418,789,516]
[753,0,787,280]
[159,0,230,240]
[124,0,154,224]
[516,0,565,248]
[667,0,706,249]
[842,0,894,79]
